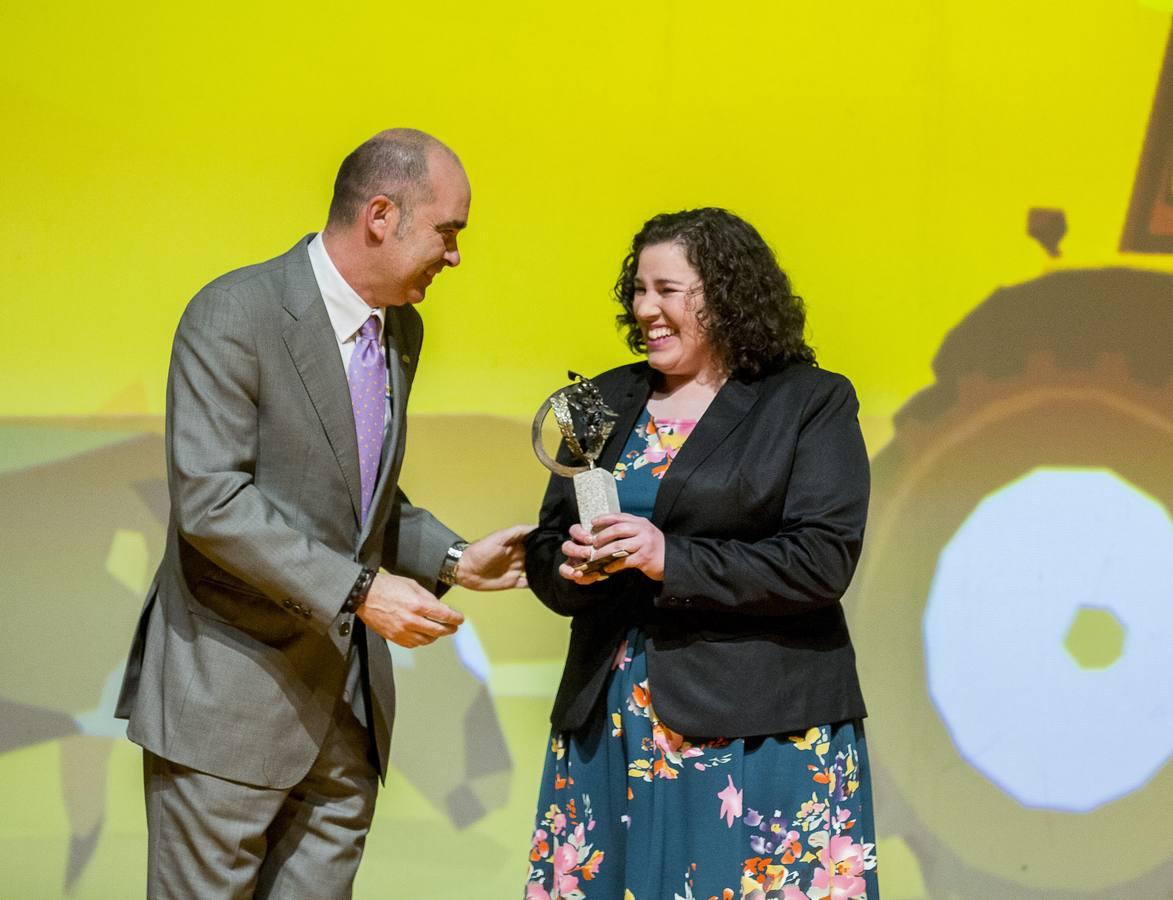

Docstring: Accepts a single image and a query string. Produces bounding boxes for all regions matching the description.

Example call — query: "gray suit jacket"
[115,236,459,788]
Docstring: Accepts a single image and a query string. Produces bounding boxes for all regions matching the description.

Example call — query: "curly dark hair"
[614,208,816,377]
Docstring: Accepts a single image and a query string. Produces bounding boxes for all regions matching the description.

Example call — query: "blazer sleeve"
[656,374,870,616]
[167,286,362,633]
[381,488,462,593]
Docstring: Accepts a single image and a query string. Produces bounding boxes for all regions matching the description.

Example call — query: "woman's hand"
[557,514,667,584]
[558,523,609,585]
[590,513,666,581]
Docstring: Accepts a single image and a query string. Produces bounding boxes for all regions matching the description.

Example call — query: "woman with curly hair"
[524,208,879,899]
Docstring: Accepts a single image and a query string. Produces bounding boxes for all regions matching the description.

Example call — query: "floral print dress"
[525,409,879,900]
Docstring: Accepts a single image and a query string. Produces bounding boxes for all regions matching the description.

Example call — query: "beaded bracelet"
[342,567,377,614]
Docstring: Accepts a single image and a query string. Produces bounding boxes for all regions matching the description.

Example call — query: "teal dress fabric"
[525,410,879,900]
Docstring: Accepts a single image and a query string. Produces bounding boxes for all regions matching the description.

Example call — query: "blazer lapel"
[358,306,408,548]
[597,366,653,474]
[280,240,363,526]
[651,377,763,527]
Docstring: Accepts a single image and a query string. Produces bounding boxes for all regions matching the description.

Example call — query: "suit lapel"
[280,240,363,526]
[651,377,763,527]
[597,366,653,474]
[358,306,408,547]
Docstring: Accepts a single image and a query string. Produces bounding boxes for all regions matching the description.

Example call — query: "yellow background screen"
[2,1,1171,896]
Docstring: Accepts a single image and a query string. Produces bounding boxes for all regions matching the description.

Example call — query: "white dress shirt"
[307,233,391,429]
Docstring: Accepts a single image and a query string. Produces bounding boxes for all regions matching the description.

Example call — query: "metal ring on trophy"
[532,374,623,542]
[531,396,591,478]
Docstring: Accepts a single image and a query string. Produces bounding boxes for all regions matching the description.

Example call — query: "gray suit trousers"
[143,699,378,899]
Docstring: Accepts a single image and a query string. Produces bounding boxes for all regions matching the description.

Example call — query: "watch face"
[439,545,465,586]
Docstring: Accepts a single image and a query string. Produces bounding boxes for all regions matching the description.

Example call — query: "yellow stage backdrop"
[2,1,1172,897]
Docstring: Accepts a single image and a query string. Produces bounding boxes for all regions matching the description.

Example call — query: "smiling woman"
[629,242,717,395]
[522,208,878,899]
[616,208,816,383]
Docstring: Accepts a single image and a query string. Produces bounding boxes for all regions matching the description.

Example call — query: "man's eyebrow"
[436,219,467,231]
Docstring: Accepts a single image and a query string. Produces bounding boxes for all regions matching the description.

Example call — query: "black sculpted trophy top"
[532,372,627,576]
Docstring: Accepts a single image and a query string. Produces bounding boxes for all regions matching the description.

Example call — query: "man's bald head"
[326,128,463,234]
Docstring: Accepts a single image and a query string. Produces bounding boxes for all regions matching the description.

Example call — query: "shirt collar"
[307,232,385,345]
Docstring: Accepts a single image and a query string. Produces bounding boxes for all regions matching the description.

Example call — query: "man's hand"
[356,572,464,648]
[457,524,534,591]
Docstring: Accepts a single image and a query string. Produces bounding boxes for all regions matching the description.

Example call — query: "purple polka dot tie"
[347,315,385,524]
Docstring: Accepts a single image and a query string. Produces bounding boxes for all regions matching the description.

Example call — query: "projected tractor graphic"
[844,29,1173,892]
[0,428,512,892]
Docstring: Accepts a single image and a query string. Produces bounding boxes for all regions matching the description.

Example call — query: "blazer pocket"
[199,569,269,599]
[187,577,299,644]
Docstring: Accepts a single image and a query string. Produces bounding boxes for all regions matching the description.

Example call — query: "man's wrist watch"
[438,541,470,587]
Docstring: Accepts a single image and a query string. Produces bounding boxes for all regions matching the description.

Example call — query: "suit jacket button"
[664,596,678,607]
[283,600,294,609]
[401,353,411,365]
[682,597,694,607]
[302,609,312,620]
[339,621,351,637]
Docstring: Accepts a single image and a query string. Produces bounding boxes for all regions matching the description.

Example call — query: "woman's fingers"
[561,538,594,561]
[558,561,606,584]
[590,522,643,547]
[589,513,636,529]
[591,538,631,560]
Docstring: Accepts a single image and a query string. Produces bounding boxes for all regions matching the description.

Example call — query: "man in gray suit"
[115,128,529,898]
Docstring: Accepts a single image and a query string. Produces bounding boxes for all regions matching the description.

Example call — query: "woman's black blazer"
[526,360,871,738]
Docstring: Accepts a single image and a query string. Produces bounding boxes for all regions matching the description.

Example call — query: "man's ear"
[364,195,400,242]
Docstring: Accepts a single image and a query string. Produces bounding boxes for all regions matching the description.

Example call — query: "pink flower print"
[611,639,631,671]
[530,828,550,862]
[525,884,552,900]
[643,445,669,464]
[809,835,869,899]
[808,867,867,900]
[553,842,577,872]
[651,721,705,766]
[553,842,581,896]
[717,774,743,828]
[570,822,586,848]
[796,794,829,832]
[782,888,807,900]
[551,811,567,836]
[652,721,682,757]
[822,835,867,877]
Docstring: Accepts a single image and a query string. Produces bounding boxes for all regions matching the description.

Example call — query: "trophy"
[532,372,627,575]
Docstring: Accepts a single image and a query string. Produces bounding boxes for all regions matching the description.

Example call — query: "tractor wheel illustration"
[845,268,1173,896]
